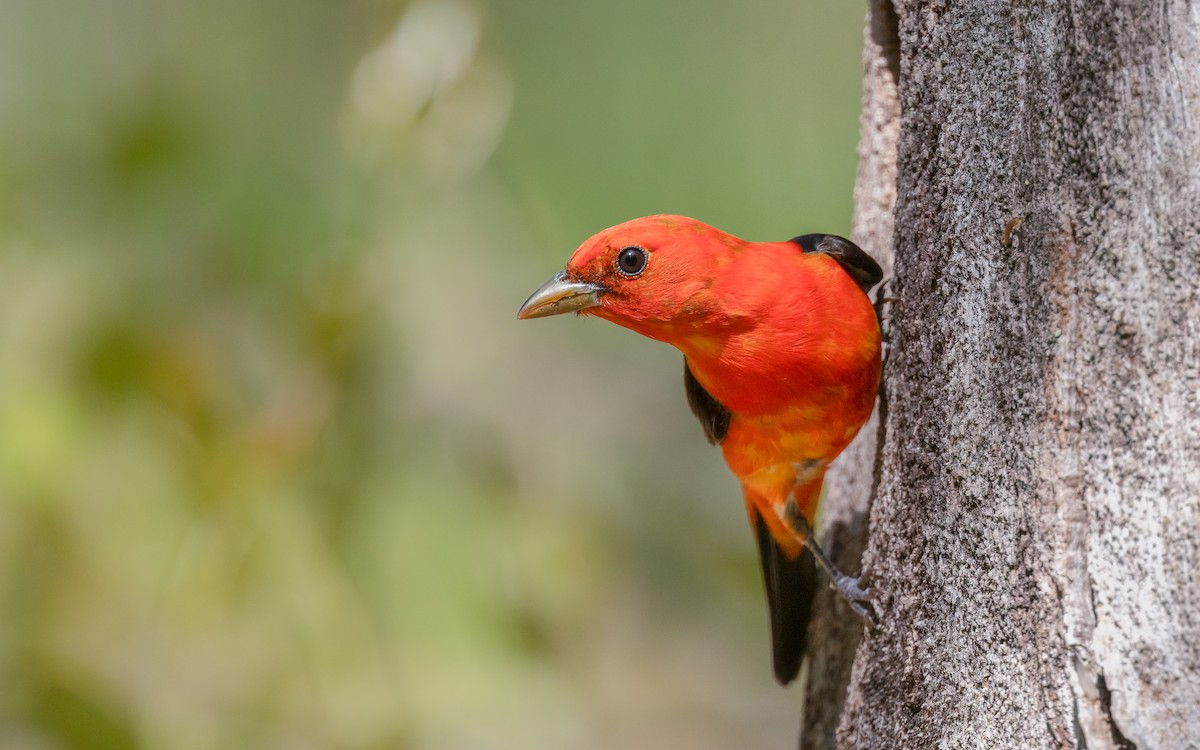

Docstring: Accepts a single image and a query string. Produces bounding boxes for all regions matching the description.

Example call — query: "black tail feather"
[754,513,818,685]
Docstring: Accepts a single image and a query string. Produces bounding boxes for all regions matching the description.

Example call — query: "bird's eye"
[616,246,647,277]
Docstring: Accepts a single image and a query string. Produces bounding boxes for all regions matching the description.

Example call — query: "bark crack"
[1095,673,1138,750]
[870,0,900,86]
[866,287,895,585]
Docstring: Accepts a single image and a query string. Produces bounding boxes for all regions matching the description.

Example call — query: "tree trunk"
[810,1,1200,748]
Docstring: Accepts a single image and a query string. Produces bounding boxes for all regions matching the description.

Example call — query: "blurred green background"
[0,1,864,748]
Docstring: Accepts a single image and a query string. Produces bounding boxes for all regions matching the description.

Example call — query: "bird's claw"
[832,574,879,624]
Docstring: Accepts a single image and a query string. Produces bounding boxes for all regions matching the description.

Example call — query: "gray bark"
[808,1,1200,749]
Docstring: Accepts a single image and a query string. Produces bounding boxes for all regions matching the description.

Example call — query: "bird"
[517,215,882,685]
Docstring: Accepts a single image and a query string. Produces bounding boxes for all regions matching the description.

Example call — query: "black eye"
[616,246,647,276]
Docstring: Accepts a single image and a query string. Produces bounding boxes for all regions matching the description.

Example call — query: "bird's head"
[517,215,739,343]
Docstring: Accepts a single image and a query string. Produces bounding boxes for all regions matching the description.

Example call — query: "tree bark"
[810,1,1200,748]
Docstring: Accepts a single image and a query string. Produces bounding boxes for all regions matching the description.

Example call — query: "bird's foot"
[785,502,881,624]
[831,574,878,624]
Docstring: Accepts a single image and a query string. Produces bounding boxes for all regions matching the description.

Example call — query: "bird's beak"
[517,271,606,319]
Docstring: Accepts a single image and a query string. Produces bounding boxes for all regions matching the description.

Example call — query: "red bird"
[518,215,882,684]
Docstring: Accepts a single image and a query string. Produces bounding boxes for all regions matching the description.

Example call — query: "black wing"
[684,360,730,445]
[791,234,883,294]
[754,511,818,685]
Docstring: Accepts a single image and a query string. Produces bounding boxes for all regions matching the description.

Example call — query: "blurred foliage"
[0,0,864,748]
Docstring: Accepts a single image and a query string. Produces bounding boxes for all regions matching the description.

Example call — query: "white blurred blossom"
[343,0,512,181]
